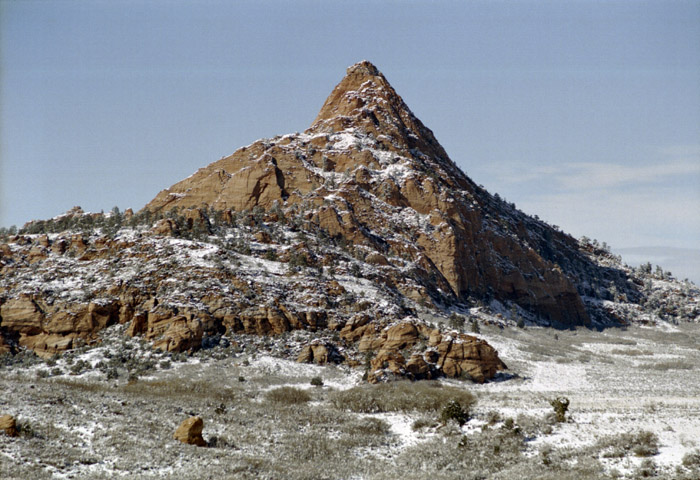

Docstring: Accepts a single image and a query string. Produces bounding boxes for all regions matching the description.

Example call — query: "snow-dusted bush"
[265,386,311,404]
[549,396,570,423]
[440,400,469,426]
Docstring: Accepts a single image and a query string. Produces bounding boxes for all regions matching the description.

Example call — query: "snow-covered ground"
[470,323,700,476]
[1,322,699,479]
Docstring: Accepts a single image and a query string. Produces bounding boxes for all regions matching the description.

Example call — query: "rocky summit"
[0,61,698,382]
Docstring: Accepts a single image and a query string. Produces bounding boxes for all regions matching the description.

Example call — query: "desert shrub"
[610,348,651,356]
[411,415,436,431]
[330,381,476,415]
[265,386,311,404]
[342,417,390,436]
[516,413,553,436]
[440,400,469,426]
[70,359,90,375]
[636,458,657,477]
[470,319,480,334]
[598,431,659,458]
[630,431,660,457]
[0,350,42,368]
[207,435,235,448]
[16,419,37,439]
[448,313,466,331]
[682,450,700,468]
[310,376,324,387]
[124,356,157,375]
[395,427,525,476]
[104,367,119,380]
[549,397,570,422]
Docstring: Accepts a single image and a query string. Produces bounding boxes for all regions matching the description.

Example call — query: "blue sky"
[2,0,699,280]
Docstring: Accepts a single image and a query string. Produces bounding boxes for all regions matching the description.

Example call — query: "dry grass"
[639,359,694,371]
[265,386,312,404]
[330,381,476,415]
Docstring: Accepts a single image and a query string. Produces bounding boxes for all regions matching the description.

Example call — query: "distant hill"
[615,246,700,285]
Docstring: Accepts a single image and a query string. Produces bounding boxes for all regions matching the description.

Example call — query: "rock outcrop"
[340,320,506,383]
[0,415,17,437]
[173,416,207,447]
[145,61,590,327]
[297,340,343,365]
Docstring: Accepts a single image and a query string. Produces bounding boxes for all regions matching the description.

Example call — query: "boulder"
[173,416,207,447]
[405,353,433,380]
[0,415,18,437]
[434,333,507,383]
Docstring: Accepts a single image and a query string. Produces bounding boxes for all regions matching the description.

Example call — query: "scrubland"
[1,322,699,480]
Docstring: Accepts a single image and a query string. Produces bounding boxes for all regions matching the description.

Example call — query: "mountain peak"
[311,60,394,127]
[310,61,449,162]
[346,59,381,77]
[142,61,646,328]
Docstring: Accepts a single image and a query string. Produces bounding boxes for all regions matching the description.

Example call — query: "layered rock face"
[0,223,508,382]
[146,61,589,326]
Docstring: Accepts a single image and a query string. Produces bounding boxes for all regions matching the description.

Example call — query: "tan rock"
[126,312,147,337]
[150,218,178,236]
[297,343,328,364]
[365,252,389,266]
[51,238,68,254]
[435,333,507,383]
[0,295,44,336]
[0,415,17,437]
[370,349,405,375]
[382,322,420,351]
[173,416,207,447]
[152,316,203,353]
[254,231,272,243]
[297,340,341,365]
[406,353,433,380]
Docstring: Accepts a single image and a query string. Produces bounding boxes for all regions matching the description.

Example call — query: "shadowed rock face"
[145,61,589,326]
